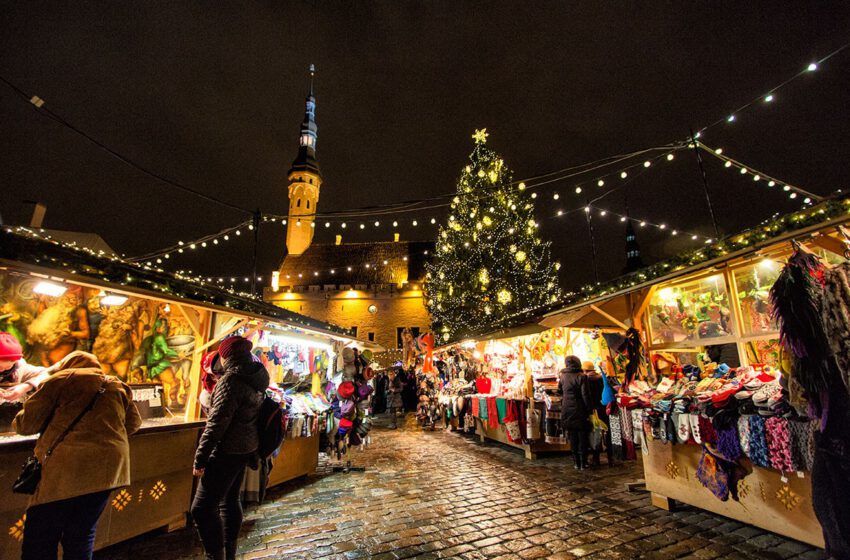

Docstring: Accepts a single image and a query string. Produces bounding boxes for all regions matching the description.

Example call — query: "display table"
[642,439,824,548]
[0,419,203,558]
[475,401,570,460]
[267,431,320,488]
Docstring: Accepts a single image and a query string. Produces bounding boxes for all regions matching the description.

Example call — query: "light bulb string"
[693,42,850,136]
[696,141,822,201]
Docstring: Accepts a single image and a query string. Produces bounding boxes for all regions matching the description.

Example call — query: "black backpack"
[256,394,285,459]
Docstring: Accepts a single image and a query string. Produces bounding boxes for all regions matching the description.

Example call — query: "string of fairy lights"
[6,43,847,292]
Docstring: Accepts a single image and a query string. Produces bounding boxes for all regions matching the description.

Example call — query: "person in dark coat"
[582,360,613,467]
[559,355,594,470]
[386,369,404,429]
[192,336,270,560]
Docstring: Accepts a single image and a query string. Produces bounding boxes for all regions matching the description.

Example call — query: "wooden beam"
[589,304,629,330]
[633,286,657,326]
[175,304,202,338]
[196,317,250,353]
[809,233,847,258]
[184,309,212,421]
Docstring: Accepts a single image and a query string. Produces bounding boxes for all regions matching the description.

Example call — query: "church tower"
[286,64,322,256]
[623,220,645,273]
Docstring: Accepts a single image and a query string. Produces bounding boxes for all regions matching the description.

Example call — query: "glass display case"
[733,259,781,336]
[647,273,736,348]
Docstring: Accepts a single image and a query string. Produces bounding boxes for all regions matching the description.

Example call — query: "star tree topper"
[472,128,489,144]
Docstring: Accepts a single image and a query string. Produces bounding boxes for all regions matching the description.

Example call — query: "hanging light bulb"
[325,222,330,228]
[667,153,675,161]
[431,218,436,224]
[768,181,776,187]
[753,175,761,181]
[412,220,418,226]
[765,94,774,102]
[341,222,347,228]
[807,62,818,72]
[725,161,732,168]
[620,216,626,222]
[393,221,398,227]
[620,171,628,179]
[740,168,747,175]
[360,223,365,229]
[597,179,604,187]
[553,193,560,200]
[727,115,736,122]
[643,160,651,167]
[783,185,791,192]
[575,186,582,194]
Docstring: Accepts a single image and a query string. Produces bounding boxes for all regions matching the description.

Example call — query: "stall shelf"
[0,228,355,555]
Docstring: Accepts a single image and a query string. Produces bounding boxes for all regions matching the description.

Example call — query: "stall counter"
[642,439,824,548]
[0,418,204,558]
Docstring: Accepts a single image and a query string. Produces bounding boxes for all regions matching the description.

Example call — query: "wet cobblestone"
[94,415,826,559]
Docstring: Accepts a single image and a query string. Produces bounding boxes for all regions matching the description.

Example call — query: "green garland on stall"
[447,194,850,343]
[0,228,353,336]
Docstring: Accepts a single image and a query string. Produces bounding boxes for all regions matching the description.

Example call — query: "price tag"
[780,474,789,483]
[796,471,805,479]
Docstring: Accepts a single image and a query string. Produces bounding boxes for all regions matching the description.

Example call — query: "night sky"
[2,3,849,292]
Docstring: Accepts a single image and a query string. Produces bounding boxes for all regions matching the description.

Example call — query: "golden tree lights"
[424,130,562,341]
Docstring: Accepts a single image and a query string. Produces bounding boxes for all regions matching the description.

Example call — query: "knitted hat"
[0,333,23,361]
[218,336,253,360]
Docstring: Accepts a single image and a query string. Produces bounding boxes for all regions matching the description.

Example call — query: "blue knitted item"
[717,426,743,461]
[748,415,771,468]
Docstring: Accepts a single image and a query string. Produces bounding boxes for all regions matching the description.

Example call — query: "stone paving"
[94,415,827,560]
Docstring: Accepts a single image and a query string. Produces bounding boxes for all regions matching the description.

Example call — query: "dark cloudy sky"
[2,3,849,290]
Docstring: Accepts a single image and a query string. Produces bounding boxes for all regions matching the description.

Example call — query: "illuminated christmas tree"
[425,129,562,342]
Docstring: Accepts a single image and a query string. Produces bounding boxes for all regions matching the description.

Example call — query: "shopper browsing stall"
[192,336,270,560]
[0,333,54,403]
[13,351,142,560]
[560,355,594,470]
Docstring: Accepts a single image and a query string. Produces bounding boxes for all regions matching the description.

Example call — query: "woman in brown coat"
[13,351,142,560]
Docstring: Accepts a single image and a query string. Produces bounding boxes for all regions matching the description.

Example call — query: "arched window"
[296,199,301,208]
[306,200,310,209]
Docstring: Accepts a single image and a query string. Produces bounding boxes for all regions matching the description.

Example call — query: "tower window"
[297,199,301,208]
[306,200,310,209]
[309,178,313,184]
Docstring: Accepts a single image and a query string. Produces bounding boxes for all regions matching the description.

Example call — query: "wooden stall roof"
[463,195,850,340]
[0,228,355,341]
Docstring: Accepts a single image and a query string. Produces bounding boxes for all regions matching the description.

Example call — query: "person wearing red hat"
[0,333,57,403]
[191,336,269,560]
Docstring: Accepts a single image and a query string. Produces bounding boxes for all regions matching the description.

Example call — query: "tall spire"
[289,64,320,177]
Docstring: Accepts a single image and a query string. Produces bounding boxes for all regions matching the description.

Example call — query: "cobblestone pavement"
[95,415,827,560]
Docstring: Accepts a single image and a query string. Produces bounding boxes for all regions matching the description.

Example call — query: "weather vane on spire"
[472,128,489,144]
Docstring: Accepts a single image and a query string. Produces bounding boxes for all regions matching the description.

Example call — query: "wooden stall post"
[180,306,212,422]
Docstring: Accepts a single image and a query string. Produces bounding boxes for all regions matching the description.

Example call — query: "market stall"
[0,228,354,557]
[537,205,850,549]
[436,323,625,460]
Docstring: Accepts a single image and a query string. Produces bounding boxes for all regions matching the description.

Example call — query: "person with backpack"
[192,336,269,560]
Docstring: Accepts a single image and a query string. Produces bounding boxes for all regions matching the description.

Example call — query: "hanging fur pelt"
[622,327,645,386]
[769,249,836,397]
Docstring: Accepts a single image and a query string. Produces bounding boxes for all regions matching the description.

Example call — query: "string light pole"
[690,128,720,239]
[251,209,261,295]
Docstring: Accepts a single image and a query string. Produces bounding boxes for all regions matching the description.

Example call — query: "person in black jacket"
[559,355,594,470]
[192,336,270,560]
